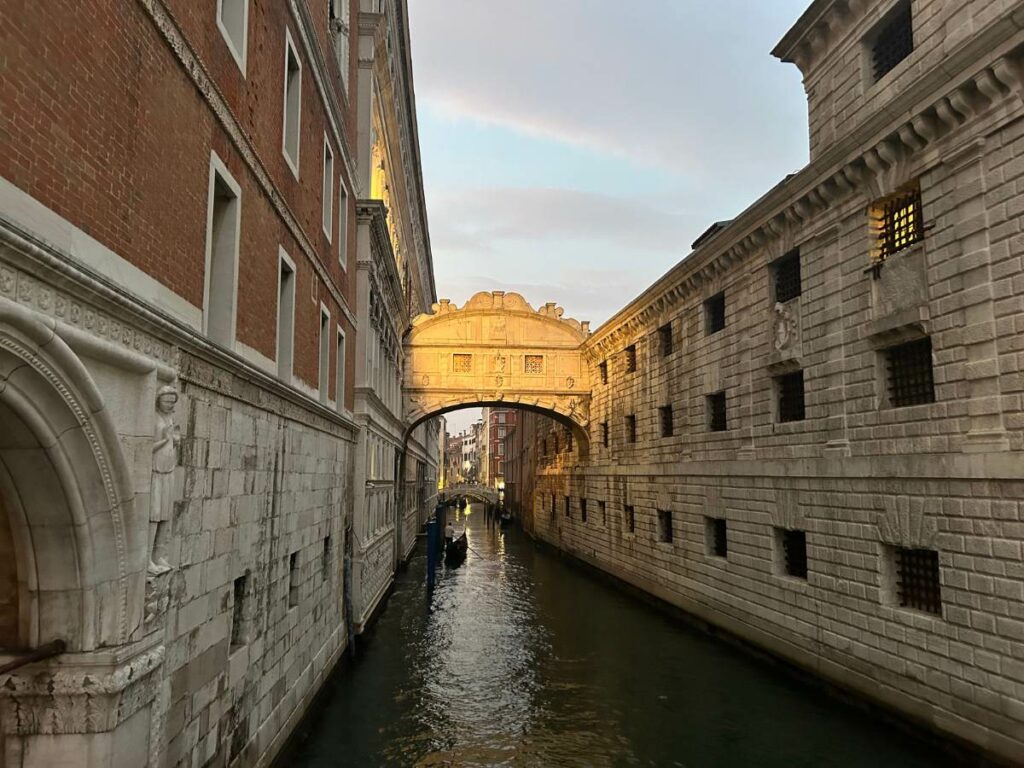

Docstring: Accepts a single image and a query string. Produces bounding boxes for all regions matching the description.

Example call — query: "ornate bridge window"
[525,354,544,374]
[452,353,472,373]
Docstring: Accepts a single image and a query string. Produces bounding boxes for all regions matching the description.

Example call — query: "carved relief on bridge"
[403,291,592,431]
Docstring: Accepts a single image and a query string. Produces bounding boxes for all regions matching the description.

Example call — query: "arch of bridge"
[403,291,592,438]
[445,484,499,505]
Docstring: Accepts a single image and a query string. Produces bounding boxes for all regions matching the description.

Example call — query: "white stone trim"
[318,302,331,405]
[236,341,275,376]
[203,150,242,350]
[0,177,202,329]
[338,176,349,272]
[276,246,296,384]
[336,325,347,414]
[321,134,334,242]
[215,0,249,76]
[281,27,302,180]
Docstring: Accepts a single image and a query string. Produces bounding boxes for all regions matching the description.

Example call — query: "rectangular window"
[217,0,249,73]
[625,345,637,373]
[601,422,609,448]
[550,494,556,521]
[704,292,726,335]
[564,496,570,518]
[204,154,241,349]
[659,323,673,357]
[707,517,727,558]
[625,505,635,534]
[870,1,913,82]
[659,405,674,438]
[322,535,332,581]
[657,509,673,544]
[276,250,296,381]
[329,0,351,92]
[581,498,588,523]
[335,328,347,412]
[776,370,805,423]
[288,551,299,608]
[707,391,727,432]
[893,547,941,615]
[319,306,331,404]
[599,500,607,526]
[565,428,573,453]
[230,573,248,649]
[886,337,935,407]
[874,183,923,262]
[777,528,808,579]
[625,414,637,444]
[322,137,334,240]
[525,355,544,374]
[773,249,801,303]
[453,354,472,373]
[599,361,608,385]
[338,181,349,270]
[282,30,302,175]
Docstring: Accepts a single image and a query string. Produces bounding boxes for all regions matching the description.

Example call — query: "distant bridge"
[443,484,499,506]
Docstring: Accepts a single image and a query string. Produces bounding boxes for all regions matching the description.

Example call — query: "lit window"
[874,184,923,263]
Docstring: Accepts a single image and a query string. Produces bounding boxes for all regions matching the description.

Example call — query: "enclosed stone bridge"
[444,484,499,506]
[403,291,592,446]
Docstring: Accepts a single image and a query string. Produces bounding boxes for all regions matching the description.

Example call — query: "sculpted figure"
[773,302,796,351]
[149,384,181,575]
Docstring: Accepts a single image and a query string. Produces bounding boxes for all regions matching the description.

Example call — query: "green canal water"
[282,504,969,767]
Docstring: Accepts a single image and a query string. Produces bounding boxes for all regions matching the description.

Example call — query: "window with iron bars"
[453,353,472,373]
[624,505,635,534]
[886,337,935,407]
[705,292,726,335]
[874,184,923,263]
[657,509,673,544]
[659,405,674,437]
[564,496,570,518]
[599,361,608,384]
[625,345,637,373]
[773,249,801,303]
[599,500,607,526]
[870,2,913,82]
[625,414,637,443]
[894,547,942,615]
[580,498,588,523]
[601,421,609,448]
[778,528,807,579]
[707,517,727,558]
[776,370,805,423]
[659,323,673,357]
[524,355,544,374]
[707,391,727,432]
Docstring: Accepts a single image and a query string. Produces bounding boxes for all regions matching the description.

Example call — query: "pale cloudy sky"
[407,1,811,434]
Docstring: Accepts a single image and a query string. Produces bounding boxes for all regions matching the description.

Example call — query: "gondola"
[499,510,511,528]
[445,531,468,565]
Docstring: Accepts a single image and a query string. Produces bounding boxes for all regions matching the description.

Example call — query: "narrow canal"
[283,505,965,767]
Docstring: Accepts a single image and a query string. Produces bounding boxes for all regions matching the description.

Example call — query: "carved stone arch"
[0,299,145,652]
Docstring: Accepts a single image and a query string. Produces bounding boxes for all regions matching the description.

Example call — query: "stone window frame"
[203,151,243,351]
[876,334,935,410]
[625,414,637,444]
[335,326,347,414]
[452,353,472,373]
[600,421,609,448]
[863,0,914,86]
[217,0,250,75]
[338,176,350,271]
[774,527,808,580]
[869,181,925,267]
[580,498,588,523]
[230,571,251,650]
[276,247,297,383]
[773,369,806,423]
[625,344,637,373]
[705,516,728,559]
[321,134,334,242]
[704,291,726,335]
[318,303,332,405]
[656,509,674,545]
[599,360,608,385]
[658,322,674,357]
[770,247,802,304]
[287,551,300,609]
[598,500,607,526]
[876,496,944,621]
[706,391,728,432]
[659,404,674,438]
[524,354,544,375]
[623,504,636,536]
[281,28,303,179]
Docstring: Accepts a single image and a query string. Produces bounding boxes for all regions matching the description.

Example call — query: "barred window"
[599,500,607,526]
[624,504,635,534]
[778,528,807,579]
[659,405,674,438]
[626,345,637,373]
[707,517,727,558]
[601,421,609,448]
[705,292,726,335]
[453,353,472,373]
[707,391,727,432]
[659,323,673,357]
[875,185,923,261]
[525,355,544,374]
[564,496,570,518]
[581,498,588,522]
[657,509,673,544]
[886,337,935,407]
[894,547,942,615]
[871,2,913,82]
[599,361,608,384]
[773,249,801,303]
[626,414,637,443]
[776,370,806,423]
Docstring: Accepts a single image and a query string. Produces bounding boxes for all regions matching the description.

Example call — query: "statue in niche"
[773,302,797,352]
[494,354,507,373]
[149,384,180,575]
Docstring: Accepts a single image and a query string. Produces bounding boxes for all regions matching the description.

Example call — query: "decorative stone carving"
[877,495,938,549]
[773,302,797,351]
[149,384,180,575]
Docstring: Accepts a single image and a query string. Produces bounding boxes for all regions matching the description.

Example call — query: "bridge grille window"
[776,370,806,423]
[773,249,802,303]
[599,361,608,384]
[581,498,588,522]
[600,422,609,448]
[626,414,637,443]
[659,323,673,357]
[705,292,726,335]
[874,184,923,262]
[453,353,472,373]
[895,547,941,615]
[657,509,673,543]
[707,517,727,558]
[707,391,727,432]
[659,405,674,437]
[871,2,913,82]
[778,528,807,579]
[886,337,934,407]
[626,345,637,373]
[525,355,544,374]
[625,505,635,534]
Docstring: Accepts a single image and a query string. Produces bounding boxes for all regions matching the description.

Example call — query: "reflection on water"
[284,505,964,767]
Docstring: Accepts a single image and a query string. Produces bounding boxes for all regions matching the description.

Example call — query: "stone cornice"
[587,29,1024,361]
[772,0,852,74]
[357,199,407,336]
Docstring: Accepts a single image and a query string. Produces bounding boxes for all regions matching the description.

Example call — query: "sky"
[407,1,811,434]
